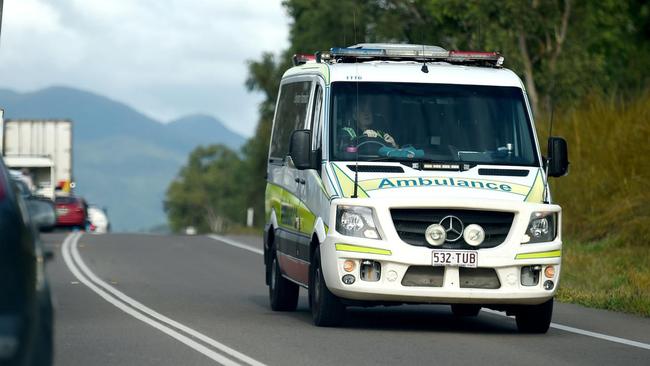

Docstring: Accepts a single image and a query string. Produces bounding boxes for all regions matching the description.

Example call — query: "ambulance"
[264,44,569,333]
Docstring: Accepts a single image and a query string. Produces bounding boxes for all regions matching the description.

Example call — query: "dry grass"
[539,92,650,245]
[536,92,650,316]
[557,239,650,316]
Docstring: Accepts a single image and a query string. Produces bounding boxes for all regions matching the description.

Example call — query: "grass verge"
[557,238,650,317]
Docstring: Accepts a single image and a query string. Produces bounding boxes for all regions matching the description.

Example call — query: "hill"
[0,86,245,231]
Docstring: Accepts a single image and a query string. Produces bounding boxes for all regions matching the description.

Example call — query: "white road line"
[550,323,650,350]
[68,234,266,366]
[481,309,650,350]
[61,233,267,366]
[207,235,263,255]
[210,234,650,352]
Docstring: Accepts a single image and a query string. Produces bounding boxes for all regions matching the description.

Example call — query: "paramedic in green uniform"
[341,101,398,148]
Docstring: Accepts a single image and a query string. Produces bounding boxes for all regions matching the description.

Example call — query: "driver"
[341,101,397,148]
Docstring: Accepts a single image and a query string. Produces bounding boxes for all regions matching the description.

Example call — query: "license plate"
[432,250,478,268]
[57,208,68,215]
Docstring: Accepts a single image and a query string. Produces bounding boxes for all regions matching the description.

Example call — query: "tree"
[165,145,244,233]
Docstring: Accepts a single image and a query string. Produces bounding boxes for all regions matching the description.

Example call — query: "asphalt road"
[41,232,650,366]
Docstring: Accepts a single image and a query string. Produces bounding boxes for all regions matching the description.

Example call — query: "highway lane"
[42,233,650,365]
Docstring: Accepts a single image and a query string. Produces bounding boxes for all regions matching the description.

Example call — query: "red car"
[55,196,88,229]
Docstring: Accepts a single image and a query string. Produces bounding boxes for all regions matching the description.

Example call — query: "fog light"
[521,265,540,286]
[342,274,355,285]
[544,280,554,290]
[360,260,381,282]
[386,270,398,282]
[343,260,356,272]
[463,224,485,246]
[544,265,555,278]
[425,224,446,246]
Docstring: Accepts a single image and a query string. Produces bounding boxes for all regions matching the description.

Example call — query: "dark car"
[0,157,53,365]
[11,179,56,232]
[54,196,87,230]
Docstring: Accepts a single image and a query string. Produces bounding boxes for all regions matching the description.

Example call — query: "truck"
[263,44,569,333]
[0,110,73,199]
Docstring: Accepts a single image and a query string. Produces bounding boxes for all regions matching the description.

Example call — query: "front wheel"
[309,248,345,327]
[515,298,553,333]
[268,252,299,311]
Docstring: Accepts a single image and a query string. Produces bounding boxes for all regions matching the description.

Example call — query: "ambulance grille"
[390,209,514,249]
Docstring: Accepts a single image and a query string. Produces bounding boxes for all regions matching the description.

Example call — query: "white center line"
[208,234,650,351]
[61,233,267,366]
[208,235,264,255]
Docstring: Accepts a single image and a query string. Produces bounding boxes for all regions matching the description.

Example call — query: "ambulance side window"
[270,81,312,162]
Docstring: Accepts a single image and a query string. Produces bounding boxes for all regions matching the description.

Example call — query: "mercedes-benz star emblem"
[439,215,464,242]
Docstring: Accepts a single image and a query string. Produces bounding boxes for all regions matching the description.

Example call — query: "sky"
[0,0,289,137]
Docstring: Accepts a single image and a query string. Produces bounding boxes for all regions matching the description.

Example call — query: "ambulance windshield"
[330,82,538,166]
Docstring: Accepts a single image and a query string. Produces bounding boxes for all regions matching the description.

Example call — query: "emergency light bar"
[292,54,317,66]
[301,44,504,67]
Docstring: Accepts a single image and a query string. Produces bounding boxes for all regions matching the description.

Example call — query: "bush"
[538,92,650,246]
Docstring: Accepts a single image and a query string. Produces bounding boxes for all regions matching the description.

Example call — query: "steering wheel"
[355,135,389,150]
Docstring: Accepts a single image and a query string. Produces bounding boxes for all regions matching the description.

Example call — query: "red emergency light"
[292,54,317,66]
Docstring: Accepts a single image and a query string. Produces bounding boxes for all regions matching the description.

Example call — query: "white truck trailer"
[0,111,73,199]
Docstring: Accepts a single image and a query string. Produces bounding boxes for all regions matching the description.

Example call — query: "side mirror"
[547,137,569,177]
[43,249,55,262]
[26,198,57,231]
[289,129,314,170]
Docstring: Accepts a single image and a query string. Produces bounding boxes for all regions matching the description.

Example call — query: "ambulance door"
[272,78,313,286]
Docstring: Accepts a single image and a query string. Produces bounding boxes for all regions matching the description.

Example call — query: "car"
[87,205,110,233]
[11,177,57,232]
[0,156,54,365]
[263,44,569,333]
[54,195,87,230]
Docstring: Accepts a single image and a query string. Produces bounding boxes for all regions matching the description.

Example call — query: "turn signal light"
[343,260,356,272]
[544,265,555,278]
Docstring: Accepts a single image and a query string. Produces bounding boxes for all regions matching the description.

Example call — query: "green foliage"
[243,53,286,226]
[540,92,650,245]
[164,145,245,233]
[281,0,650,114]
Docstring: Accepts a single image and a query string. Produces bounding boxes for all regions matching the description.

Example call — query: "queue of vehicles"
[0,108,110,365]
[0,111,110,233]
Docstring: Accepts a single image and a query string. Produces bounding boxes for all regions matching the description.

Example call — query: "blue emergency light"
[293,44,504,67]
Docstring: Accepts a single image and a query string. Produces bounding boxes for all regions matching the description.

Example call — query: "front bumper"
[321,197,562,306]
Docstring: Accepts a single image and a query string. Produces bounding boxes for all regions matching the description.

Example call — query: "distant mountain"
[167,114,245,149]
[0,86,246,231]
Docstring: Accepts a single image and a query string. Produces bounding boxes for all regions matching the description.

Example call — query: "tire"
[309,248,345,327]
[268,251,299,311]
[31,287,54,366]
[515,298,553,333]
[451,304,481,317]
[31,316,53,366]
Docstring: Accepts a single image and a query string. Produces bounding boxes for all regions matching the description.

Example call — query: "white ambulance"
[264,44,569,333]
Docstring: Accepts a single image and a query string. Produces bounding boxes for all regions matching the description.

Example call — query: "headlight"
[523,212,557,243]
[336,206,381,240]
